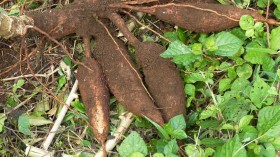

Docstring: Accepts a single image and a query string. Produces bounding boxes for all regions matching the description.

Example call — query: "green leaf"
[164,139,178,155]
[169,114,186,130]
[192,43,203,55]
[164,32,179,42]
[270,26,280,50]
[145,116,170,140]
[185,72,205,83]
[214,136,246,157]
[246,47,278,54]
[214,32,244,57]
[0,114,7,132]
[201,138,225,147]
[131,152,145,157]
[12,79,25,93]
[28,115,53,126]
[219,78,232,92]
[184,84,195,96]
[199,105,219,120]
[170,130,188,139]
[239,126,258,142]
[274,8,280,19]
[240,15,254,30]
[161,40,198,65]
[153,153,165,157]
[160,40,192,58]
[250,76,273,108]
[236,64,253,79]
[257,106,280,142]
[119,131,148,157]
[18,114,32,135]
[238,115,253,130]
[184,144,200,157]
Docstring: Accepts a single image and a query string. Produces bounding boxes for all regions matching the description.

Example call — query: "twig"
[95,112,134,157]
[2,68,59,81]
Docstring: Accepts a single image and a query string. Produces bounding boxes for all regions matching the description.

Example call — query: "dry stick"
[95,112,134,157]
[83,36,92,58]
[96,19,154,101]
[2,68,59,81]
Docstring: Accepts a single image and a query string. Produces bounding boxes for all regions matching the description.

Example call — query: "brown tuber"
[91,20,165,126]
[111,2,266,33]
[108,13,186,122]
[76,57,110,156]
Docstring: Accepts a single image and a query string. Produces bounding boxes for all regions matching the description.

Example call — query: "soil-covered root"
[135,42,186,122]
[112,2,265,33]
[76,58,110,155]
[92,21,165,126]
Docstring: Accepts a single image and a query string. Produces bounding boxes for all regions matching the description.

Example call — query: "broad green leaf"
[221,123,235,130]
[214,32,244,57]
[160,40,192,58]
[246,47,278,54]
[239,126,258,142]
[270,26,280,50]
[231,78,250,92]
[245,29,254,37]
[240,15,254,30]
[119,131,148,157]
[199,120,221,129]
[164,139,179,155]
[219,78,232,92]
[18,114,32,135]
[185,72,205,83]
[219,62,232,71]
[199,105,219,120]
[28,115,53,126]
[156,139,168,153]
[214,136,246,157]
[271,136,280,150]
[184,84,195,96]
[192,43,203,55]
[244,49,270,65]
[169,114,186,130]
[170,130,187,139]
[184,144,201,157]
[131,152,145,157]
[200,138,225,147]
[250,76,273,108]
[228,67,237,79]
[205,36,218,51]
[274,8,280,19]
[164,32,179,42]
[239,115,253,130]
[236,64,253,79]
[153,153,165,157]
[260,143,276,157]
[257,106,280,142]
[0,114,7,132]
